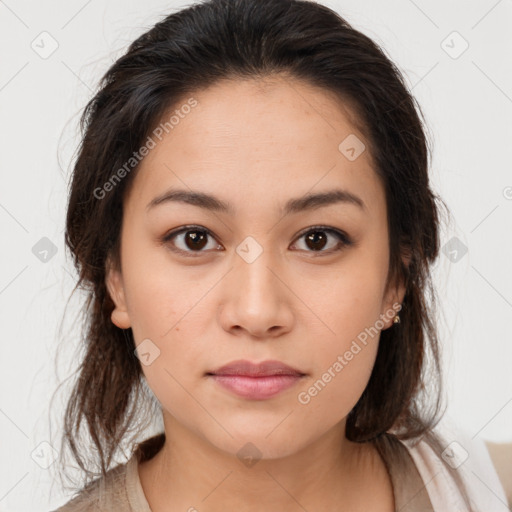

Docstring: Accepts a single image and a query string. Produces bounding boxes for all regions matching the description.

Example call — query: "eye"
[160,224,353,257]
[290,225,353,255]
[161,225,222,257]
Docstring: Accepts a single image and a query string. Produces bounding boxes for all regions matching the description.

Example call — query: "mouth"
[206,359,306,400]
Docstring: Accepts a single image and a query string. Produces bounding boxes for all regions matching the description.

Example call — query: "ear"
[381,250,410,330]
[105,254,131,329]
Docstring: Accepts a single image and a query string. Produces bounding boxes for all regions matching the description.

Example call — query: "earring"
[393,314,401,324]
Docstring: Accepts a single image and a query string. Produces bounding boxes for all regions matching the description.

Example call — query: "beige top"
[53,427,507,512]
[53,434,433,512]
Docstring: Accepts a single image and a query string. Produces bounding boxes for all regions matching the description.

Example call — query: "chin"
[200,422,315,464]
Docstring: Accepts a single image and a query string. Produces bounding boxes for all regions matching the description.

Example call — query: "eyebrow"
[146,188,366,215]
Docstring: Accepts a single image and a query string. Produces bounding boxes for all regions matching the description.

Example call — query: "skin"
[106,75,407,511]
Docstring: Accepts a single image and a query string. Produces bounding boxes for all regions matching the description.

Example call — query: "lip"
[208,359,305,377]
[207,359,306,400]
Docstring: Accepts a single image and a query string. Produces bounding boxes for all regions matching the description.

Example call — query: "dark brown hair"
[55,0,472,506]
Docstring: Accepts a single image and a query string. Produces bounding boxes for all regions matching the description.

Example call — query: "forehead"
[164,76,368,159]
[126,76,385,218]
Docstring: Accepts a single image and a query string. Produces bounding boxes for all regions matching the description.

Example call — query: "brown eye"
[182,230,208,250]
[305,231,328,251]
[162,226,222,256]
[292,226,352,254]
[162,224,352,258]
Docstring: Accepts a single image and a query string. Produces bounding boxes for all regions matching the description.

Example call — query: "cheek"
[299,255,387,350]
[293,256,387,414]
[120,243,214,387]
[294,311,381,431]
[121,241,205,342]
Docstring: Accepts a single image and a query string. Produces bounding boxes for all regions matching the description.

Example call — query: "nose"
[218,245,294,339]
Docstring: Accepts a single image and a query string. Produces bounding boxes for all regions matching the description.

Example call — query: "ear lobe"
[381,282,406,330]
[105,256,131,329]
[382,251,410,329]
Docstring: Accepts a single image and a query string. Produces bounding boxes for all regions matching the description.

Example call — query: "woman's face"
[106,76,405,459]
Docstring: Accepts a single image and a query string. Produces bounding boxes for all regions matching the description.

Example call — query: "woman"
[52,0,507,510]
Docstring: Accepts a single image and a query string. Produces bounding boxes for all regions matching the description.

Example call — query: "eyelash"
[160,224,353,258]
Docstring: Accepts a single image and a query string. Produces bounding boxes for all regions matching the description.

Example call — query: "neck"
[138,413,394,511]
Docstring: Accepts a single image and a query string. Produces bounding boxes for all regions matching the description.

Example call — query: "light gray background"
[1,0,511,510]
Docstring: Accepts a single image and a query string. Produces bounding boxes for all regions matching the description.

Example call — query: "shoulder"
[401,420,509,511]
[51,434,164,512]
[51,462,130,512]
[485,441,512,506]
